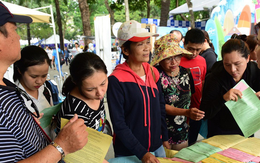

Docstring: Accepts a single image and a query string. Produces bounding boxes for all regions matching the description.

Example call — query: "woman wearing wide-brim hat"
[151,34,205,150]
[107,20,170,163]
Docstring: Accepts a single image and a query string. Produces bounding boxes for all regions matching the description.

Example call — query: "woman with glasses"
[200,38,260,138]
[151,34,205,150]
[13,46,53,124]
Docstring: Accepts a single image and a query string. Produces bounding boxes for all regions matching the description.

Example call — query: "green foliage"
[128,0,146,11]
[114,10,126,23]
[149,1,160,19]
[61,0,83,40]
[17,23,53,40]
[14,0,210,42]
[113,0,161,22]
[104,0,124,12]
[88,0,110,35]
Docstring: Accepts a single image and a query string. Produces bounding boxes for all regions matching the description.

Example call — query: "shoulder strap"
[43,85,51,105]
[45,80,60,105]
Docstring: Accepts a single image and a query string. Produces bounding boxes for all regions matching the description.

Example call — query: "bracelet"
[50,141,65,160]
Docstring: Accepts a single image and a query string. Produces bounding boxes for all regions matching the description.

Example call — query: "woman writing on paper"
[200,38,260,138]
[56,52,109,163]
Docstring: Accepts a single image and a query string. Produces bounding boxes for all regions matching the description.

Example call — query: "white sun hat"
[117,20,159,47]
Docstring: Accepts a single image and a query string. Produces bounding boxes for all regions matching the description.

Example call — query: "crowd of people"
[1,1,260,163]
[42,40,95,80]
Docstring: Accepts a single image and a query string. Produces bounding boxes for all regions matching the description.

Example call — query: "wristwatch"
[50,141,65,160]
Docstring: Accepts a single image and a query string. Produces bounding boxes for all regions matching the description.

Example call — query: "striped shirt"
[57,94,106,132]
[0,79,49,162]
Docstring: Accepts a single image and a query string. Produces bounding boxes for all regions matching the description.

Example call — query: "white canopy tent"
[2,1,51,23]
[44,34,70,44]
[2,2,63,88]
[169,0,220,15]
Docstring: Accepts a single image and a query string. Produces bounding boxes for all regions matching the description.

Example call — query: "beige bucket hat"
[150,34,192,66]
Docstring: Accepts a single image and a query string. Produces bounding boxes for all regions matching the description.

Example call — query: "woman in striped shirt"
[56,52,108,133]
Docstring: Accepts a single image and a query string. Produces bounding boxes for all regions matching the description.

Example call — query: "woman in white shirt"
[13,45,53,123]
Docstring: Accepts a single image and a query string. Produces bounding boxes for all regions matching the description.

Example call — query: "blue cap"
[0,2,32,26]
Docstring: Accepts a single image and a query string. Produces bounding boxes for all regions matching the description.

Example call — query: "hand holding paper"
[55,114,89,155]
[225,80,260,138]
[61,117,112,163]
[255,91,260,100]
[223,88,242,102]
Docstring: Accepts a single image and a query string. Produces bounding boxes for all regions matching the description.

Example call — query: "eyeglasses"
[16,87,40,118]
[164,55,182,63]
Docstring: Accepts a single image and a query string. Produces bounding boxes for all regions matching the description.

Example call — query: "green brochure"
[225,79,260,138]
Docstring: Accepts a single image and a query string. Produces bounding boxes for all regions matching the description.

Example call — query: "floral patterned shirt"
[157,65,194,144]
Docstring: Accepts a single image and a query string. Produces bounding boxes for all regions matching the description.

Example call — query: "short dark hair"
[121,40,133,60]
[246,35,257,52]
[221,39,249,59]
[0,25,8,37]
[62,52,108,95]
[184,28,205,45]
[13,45,50,82]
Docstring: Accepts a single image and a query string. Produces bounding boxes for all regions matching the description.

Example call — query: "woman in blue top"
[107,20,170,163]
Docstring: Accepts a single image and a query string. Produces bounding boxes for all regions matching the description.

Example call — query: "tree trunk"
[78,0,91,46]
[27,24,31,45]
[175,0,179,7]
[104,0,115,25]
[146,0,151,18]
[180,14,188,21]
[175,0,188,21]
[124,0,130,21]
[186,0,195,28]
[54,0,64,51]
[160,0,170,26]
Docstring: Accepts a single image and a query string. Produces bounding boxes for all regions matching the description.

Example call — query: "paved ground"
[48,65,260,160]
[47,64,70,97]
[48,63,70,84]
